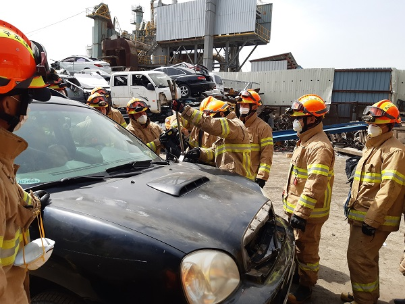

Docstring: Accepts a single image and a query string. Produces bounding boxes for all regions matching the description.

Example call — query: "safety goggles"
[240,90,257,101]
[362,106,396,120]
[88,97,108,107]
[285,101,306,115]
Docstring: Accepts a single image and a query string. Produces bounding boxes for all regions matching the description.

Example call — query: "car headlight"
[181,249,240,304]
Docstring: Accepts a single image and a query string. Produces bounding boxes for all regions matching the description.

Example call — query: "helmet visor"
[363,106,396,120]
[88,97,108,107]
[240,90,257,102]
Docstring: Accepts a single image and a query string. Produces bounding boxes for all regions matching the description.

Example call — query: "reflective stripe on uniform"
[147,141,157,152]
[190,110,202,125]
[292,166,308,178]
[258,163,271,174]
[243,151,254,180]
[308,164,330,177]
[121,122,127,127]
[298,194,317,209]
[348,210,401,227]
[260,136,273,147]
[354,171,381,183]
[382,170,405,185]
[0,229,22,266]
[22,191,33,206]
[298,260,319,272]
[352,279,379,293]
[219,118,230,138]
[201,148,214,161]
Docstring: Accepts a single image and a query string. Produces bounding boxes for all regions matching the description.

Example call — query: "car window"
[214,75,223,84]
[148,73,171,88]
[61,57,75,63]
[166,68,185,76]
[113,75,128,86]
[76,57,87,62]
[15,103,160,187]
[132,74,144,86]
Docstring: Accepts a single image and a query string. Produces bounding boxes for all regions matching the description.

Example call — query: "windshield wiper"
[106,160,152,173]
[26,174,106,191]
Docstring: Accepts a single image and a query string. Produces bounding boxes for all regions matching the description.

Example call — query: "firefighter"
[0,20,51,303]
[236,89,273,188]
[171,98,253,179]
[86,92,109,115]
[47,68,67,96]
[90,87,127,127]
[187,96,218,166]
[341,100,405,304]
[283,94,335,304]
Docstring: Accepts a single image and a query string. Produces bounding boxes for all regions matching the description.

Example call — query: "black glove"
[33,190,51,209]
[159,128,178,145]
[290,214,307,232]
[362,222,376,236]
[255,178,266,188]
[171,99,185,112]
[184,148,201,161]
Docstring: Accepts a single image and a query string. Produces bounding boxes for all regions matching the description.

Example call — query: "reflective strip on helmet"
[382,170,405,185]
[258,163,271,174]
[298,194,317,209]
[28,75,47,89]
[297,260,319,272]
[260,137,273,147]
[0,29,34,57]
[348,210,401,226]
[0,228,23,266]
[308,164,331,177]
[146,141,157,152]
[219,118,230,138]
[352,280,379,293]
[354,171,382,183]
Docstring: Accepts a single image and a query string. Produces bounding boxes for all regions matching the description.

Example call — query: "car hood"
[47,162,268,255]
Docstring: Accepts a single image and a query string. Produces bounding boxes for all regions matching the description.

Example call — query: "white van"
[110,71,180,113]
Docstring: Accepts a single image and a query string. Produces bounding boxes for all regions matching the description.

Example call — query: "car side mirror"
[147,83,155,91]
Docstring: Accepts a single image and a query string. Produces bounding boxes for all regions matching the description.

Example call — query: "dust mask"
[367,124,382,137]
[137,114,147,124]
[13,108,30,132]
[239,107,250,115]
[293,119,303,133]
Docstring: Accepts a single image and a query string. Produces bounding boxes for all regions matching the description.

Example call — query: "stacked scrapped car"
[14,96,295,304]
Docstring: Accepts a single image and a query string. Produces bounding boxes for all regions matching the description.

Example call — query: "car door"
[110,74,130,107]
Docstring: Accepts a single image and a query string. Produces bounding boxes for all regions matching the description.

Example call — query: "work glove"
[184,147,201,162]
[255,178,266,188]
[33,190,51,210]
[290,214,307,232]
[362,222,376,236]
[171,99,185,113]
[159,128,178,146]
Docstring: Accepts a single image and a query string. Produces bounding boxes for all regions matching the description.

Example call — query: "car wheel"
[179,84,190,98]
[31,291,85,304]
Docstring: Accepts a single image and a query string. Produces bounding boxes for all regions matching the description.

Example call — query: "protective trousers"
[347,225,390,304]
[294,222,323,287]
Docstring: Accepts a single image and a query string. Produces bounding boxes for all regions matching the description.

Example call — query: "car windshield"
[148,73,172,87]
[15,100,161,187]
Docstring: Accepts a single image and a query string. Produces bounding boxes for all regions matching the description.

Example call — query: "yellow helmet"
[87,93,108,108]
[126,98,148,114]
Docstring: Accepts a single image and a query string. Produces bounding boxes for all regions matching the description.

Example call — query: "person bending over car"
[90,87,127,127]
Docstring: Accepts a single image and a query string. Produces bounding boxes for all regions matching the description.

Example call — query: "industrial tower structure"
[86,0,272,72]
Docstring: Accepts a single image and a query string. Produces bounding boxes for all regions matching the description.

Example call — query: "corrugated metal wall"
[156,0,257,41]
[251,60,287,71]
[217,69,335,106]
[257,3,272,34]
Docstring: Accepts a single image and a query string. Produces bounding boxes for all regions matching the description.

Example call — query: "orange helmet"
[126,98,149,114]
[362,100,401,124]
[204,99,230,116]
[87,93,108,108]
[0,20,49,96]
[91,86,108,96]
[199,96,215,111]
[238,89,262,106]
[286,94,328,117]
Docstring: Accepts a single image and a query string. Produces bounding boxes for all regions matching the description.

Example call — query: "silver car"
[57,55,111,74]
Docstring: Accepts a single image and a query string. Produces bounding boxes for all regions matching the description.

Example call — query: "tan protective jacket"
[107,107,127,127]
[242,113,273,180]
[126,119,163,154]
[164,114,191,137]
[0,128,38,304]
[181,105,253,180]
[348,131,405,232]
[283,123,335,223]
[188,126,218,166]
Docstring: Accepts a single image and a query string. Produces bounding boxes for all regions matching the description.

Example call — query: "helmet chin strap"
[301,116,322,133]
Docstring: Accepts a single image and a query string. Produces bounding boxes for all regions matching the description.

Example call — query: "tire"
[178,84,191,98]
[31,291,84,304]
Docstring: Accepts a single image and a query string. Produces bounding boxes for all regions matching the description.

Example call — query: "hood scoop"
[147,172,209,197]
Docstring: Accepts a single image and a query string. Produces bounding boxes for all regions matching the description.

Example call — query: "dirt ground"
[262,151,405,304]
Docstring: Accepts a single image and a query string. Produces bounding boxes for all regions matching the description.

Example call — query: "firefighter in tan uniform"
[0,20,51,303]
[283,94,334,304]
[172,98,253,180]
[341,100,405,304]
[90,87,127,127]
[187,96,218,166]
[236,89,273,188]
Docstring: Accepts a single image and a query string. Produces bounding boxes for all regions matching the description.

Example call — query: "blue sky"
[2,0,404,70]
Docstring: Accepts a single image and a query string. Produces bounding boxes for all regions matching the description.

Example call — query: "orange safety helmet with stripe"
[362,100,401,124]
[126,98,149,114]
[87,93,108,108]
[238,89,262,106]
[199,96,215,111]
[204,98,230,117]
[91,86,108,96]
[0,20,50,97]
[286,94,328,117]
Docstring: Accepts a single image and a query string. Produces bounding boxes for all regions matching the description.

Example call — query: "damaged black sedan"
[15,96,295,304]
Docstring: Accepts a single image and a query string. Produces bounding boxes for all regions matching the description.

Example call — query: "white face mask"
[137,114,147,124]
[239,107,250,115]
[293,119,303,133]
[13,108,30,132]
[367,124,382,137]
